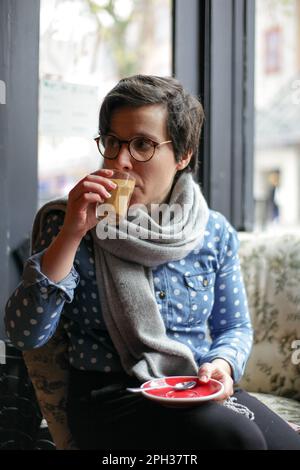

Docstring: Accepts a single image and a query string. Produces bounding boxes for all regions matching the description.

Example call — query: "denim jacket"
[4,209,253,383]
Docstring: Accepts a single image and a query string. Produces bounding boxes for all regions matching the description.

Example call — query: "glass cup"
[96,170,136,222]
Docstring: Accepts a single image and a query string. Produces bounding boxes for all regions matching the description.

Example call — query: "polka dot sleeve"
[4,211,80,350]
[200,220,254,383]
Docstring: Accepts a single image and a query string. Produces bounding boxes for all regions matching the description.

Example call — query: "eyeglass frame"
[94,134,172,163]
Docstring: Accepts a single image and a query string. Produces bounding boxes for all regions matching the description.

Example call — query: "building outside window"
[254,0,300,231]
[38,0,172,207]
[39,0,300,232]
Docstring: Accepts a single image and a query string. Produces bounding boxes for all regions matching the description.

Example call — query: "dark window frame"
[173,0,255,231]
[0,0,40,339]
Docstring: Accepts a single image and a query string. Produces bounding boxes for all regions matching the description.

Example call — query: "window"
[38,0,172,207]
[173,0,255,230]
[254,0,300,231]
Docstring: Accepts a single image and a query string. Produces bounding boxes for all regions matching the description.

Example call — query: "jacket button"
[203,278,209,287]
[159,291,166,299]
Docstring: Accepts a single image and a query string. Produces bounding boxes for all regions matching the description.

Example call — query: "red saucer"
[141,376,224,407]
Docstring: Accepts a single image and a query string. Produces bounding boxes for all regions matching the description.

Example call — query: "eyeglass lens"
[98,135,154,162]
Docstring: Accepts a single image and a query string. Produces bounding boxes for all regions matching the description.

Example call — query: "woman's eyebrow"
[107,130,160,142]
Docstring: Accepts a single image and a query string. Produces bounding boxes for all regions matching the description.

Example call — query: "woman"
[5,75,300,450]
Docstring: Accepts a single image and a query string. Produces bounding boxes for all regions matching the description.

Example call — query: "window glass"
[254,0,300,231]
[39,0,172,207]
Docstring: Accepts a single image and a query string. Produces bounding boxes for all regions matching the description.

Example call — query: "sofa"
[22,230,300,449]
[238,230,300,431]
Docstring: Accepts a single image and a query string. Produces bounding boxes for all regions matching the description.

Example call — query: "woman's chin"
[129,196,142,207]
[129,189,145,207]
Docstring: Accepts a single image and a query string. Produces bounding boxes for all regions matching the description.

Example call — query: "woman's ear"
[175,150,193,171]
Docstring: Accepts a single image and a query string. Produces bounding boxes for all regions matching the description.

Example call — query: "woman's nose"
[114,143,133,171]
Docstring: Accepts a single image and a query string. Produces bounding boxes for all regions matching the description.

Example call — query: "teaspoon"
[126,380,197,393]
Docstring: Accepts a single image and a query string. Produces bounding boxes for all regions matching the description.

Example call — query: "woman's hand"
[61,169,117,242]
[198,359,234,401]
[41,169,117,283]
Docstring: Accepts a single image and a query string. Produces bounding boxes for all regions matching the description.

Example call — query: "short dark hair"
[99,75,205,175]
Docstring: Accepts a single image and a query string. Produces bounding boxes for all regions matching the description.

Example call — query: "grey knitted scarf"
[31,173,209,381]
[92,173,209,381]
[32,172,255,419]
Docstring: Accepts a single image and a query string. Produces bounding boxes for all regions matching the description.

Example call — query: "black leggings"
[67,368,300,450]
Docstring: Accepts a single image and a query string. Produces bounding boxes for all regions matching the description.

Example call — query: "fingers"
[83,174,117,191]
[74,192,103,213]
[75,181,111,203]
[89,169,116,189]
[70,173,117,204]
[218,385,233,401]
[198,362,234,401]
[92,168,114,177]
[215,375,234,401]
[198,362,213,382]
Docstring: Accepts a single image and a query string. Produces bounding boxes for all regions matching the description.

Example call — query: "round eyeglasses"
[94,134,172,163]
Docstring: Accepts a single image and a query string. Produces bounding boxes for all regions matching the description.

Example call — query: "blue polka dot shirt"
[4,210,253,383]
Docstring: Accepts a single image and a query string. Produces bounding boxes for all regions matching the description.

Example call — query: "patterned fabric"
[5,210,253,383]
[239,232,300,426]
[21,230,300,446]
[23,321,77,449]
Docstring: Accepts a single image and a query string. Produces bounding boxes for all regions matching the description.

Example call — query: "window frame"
[0,0,40,339]
[173,0,255,231]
